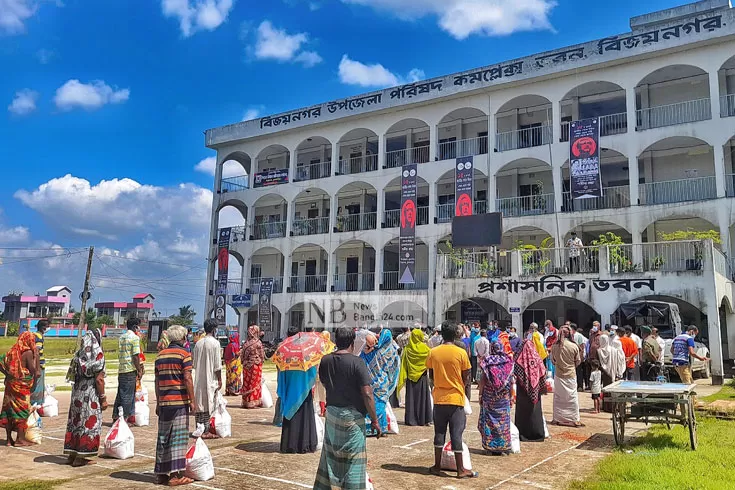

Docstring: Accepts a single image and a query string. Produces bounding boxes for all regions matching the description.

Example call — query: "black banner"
[253,169,289,188]
[569,118,602,199]
[399,164,417,284]
[215,227,231,326]
[258,278,274,334]
[455,156,474,216]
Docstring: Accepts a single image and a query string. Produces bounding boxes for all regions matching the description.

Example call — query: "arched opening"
[638,137,715,205]
[719,55,735,117]
[337,128,379,175]
[495,95,552,152]
[382,238,429,290]
[383,175,430,227]
[385,118,430,168]
[335,182,377,232]
[251,194,287,240]
[560,81,627,141]
[719,297,735,365]
[496,158,554,217]
[254,145,290,188]
[562,148,631,212]
[723,136,735,197]
[436,168,488,223]
[292,188,330,236]
[295,136,332,182]
[437,107,488,160]
[636,65,711,130]
[248,247,284,294]
[641,216,721,272]
[246,305,282,342]
[382,301,428,328]
[615,295,708,343]
[445,298,510,327]
[289,244,328,293]
[333,240,375,292]
[217,202,248,242]
[287,302,325,331]
[219,152,251,192]
[524,297,599,333]
[213,251,245,298]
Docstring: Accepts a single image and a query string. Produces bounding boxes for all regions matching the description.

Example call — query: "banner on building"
[215,227,232,326]
[569,117,602,199]
[231,294,252,308]
[253,169,289,188]
[258,278,274,333]
[399,163,417,284]
[455,156,474,216]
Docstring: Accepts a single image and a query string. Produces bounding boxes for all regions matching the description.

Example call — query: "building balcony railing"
[336,212,377,232]
[295,161,331,181]
[519,247,600,277]
[289,275,328,293]
[251,221,287,240]
[560,113,628,142]
[436,200,487,223]
[714,248,728,277]
[614,241,707,273]
[437,136,489,160]
[385,146,430,168]
[639,176,716,205]
[338,154,378,175]
[381,270,429,290]
[292,217,330,236]
[636,98,711,130]
[333,273,375,292]
[213,280,244,296]
[721,94,735,118]
[248,277,284,294]
[495,125,552,152]
[220,175,249,193]
[438,251,512,279]
[384,206,429,227]
[561,185,630,212]
[726,174,735,197]
[496,193,555,217]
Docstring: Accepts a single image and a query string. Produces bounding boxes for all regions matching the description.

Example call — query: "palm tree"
[178,305,196,323]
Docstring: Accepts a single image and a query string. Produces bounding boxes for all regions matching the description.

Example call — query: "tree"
[169,305,197,326]
[96,315,116,328]
[72,307,97,327]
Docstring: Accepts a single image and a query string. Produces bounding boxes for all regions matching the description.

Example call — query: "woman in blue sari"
[477,340,514,455]
[360,329,400,434]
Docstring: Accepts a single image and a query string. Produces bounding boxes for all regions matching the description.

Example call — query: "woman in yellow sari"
[396,329,432,426]
[224,333,242,396]
[0,332,38,446]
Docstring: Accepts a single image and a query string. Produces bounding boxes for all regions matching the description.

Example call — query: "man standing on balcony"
[567,232,583,273]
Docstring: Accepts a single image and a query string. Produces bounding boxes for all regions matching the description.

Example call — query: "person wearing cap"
[640,326,661,381]
[526,323,547,361]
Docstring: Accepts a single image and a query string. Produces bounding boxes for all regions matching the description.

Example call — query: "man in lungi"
[193,319,222,438]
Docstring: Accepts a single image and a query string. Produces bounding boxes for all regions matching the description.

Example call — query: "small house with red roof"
[95,293,155,327]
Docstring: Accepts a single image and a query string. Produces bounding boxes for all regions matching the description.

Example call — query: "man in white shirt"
[567,232,583,273]
[428,326,443,348]
[474,329,491,359]
[652,327,666,363]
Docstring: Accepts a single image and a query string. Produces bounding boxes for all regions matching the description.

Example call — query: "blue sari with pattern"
[360,329,400,434]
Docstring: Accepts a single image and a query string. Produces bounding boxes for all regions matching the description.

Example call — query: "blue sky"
[0,0,690,319]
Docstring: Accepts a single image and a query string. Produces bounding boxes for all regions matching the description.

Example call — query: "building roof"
[133,293,154,299]
[46,286,71,293]
[94,301,154,309]
[2,295,70,304]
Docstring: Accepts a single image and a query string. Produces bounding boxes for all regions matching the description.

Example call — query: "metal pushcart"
[601,380,698,450]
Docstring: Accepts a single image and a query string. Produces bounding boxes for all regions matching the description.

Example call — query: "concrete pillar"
[717,206,731,262]
[703,241,724,384]
[598,246,611,278]
[628,154,640,206]
[625,86,638,135]
[552,164,563,213]
[374,246,383,291]
[428,183,436,224]
[714,143,726,198]
[285,203,293,238]
[632,229,643,266]
[378,133,386,170]
[551,102,561,144]
[510,250,523,277]
[710,69,722,119]
[725,308,735,361]
[332,144,339,175]
[571,96,580,121]
[376,185,385,228]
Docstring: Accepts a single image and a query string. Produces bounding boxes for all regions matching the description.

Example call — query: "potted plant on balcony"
[591,232,627,273]
[651,255,666,271]
[657,229,722,271]
[532,180,547,212]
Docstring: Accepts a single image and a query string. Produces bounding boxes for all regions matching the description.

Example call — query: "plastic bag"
[261,380,273,409]
[365,472,375,490]
[463,396,472,415]
[386,404,400,434]
[38,394,59,418]
[192,423,206,438]
[132,400,150,427]
[25,411,42,445]
[543,417,550,439]
[545,377,554,394]
[135,385,149,404]
[440,441,473,471]
[185,435,215,481]
[103,408,135,459]
[209,392,231,438]
[510,422,521,454]
[315,413,324,451]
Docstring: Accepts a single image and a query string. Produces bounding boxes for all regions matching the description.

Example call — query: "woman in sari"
[64,329,107,466]
[0,331,37,446]
[597,333,625,412]
[477,340,514,454]
[396,328,432,426]
[360,329,400,434]
[224,333,242,396]
[514,339,547,441]
[241,325,265,409]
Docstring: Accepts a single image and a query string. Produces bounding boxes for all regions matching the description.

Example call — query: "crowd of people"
[0,315,709,488]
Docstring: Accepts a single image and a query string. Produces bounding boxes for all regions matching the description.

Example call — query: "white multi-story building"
[205,0,735,383]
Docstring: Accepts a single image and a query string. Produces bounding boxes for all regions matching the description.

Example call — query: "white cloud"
[338,55,424,88]
[36,48,54,64]
[53,80,130,111]
[0,0,35,34]
[0,225,30,244]
[162,0,234,37]
[194,156,244,178]
[242,107,261,121]
[341,0,555,39]
[8,89,38,116]
[253,20,321,67]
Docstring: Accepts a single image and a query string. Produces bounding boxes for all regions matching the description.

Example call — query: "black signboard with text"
[569,118,602,199]
[253,169,289,188]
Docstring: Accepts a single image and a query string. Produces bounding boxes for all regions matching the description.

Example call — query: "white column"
[710,69,722,119]
[714,143,726,198]
[551,102,561,144]
[428,242,437,326]
[378,133,386,170]
[625,86,638,136]
[375,247,383,291]
[628,154,639,206]
[376,185,385,228]
[552,164,563,213]
[631,229,643,266]
[430,123,438,162]
[332,144,339,175]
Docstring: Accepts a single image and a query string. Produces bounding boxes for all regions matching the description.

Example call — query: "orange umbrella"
[272,332,334,372]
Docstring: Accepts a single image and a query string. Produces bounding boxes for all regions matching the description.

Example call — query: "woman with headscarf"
[477,341,514,455]
[0,331,37,446]
[360,329,400,434]
[64,329,107,465]
[224,333,242,396]
[396,328,432,426]
[514,339,547,441]
[597,333,626,412]
[551,326,583,427]
[241,325,266,409]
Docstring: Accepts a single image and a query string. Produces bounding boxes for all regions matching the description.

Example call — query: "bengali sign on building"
[477,276,656,294]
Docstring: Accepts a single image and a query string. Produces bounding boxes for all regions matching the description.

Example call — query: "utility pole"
[77,246,94,344]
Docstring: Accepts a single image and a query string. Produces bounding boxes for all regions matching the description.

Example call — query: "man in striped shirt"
[31,320,48,406]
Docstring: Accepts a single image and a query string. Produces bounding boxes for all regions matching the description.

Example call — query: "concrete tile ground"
[0,377,719,490]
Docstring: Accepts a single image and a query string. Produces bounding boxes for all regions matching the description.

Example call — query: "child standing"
[589,359,602,414]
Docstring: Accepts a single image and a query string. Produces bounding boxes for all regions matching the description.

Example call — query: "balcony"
[439,251,512,279]
[560,112,627,142]
[333,273,375,292]
[385,146,430,168]
[561,185,630,212]
[336,212,377,232]
[614,241,707,273]
[295,161,331,181]
[382,270,429,290]
[495,125,552,152]
[248,277,284,294]
[251,221,287,240]
[435,201,487,223]
[636,98,711,130]
[384,206,429,227]
[639,176,716,205]
[519,247,600,277]
[496,194,555,217]
[216,280,243,295]
[338,154,378,175]
[437,136,488,160]
[220,175,248,193]
[289,275,327,293]
[721,94,735,118]
[726,174,735,197]
[292,217,329,236]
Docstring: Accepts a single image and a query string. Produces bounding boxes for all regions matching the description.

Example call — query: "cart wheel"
[612,403,625,445]
[688,398,698,451]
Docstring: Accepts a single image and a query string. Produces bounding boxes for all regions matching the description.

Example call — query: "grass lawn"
[701,380,735,403]
[0,481,66,490]
[0,337,119,358]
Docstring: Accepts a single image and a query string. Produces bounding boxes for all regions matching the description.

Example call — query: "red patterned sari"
[0,332,36,431]
[241,326,265,409]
